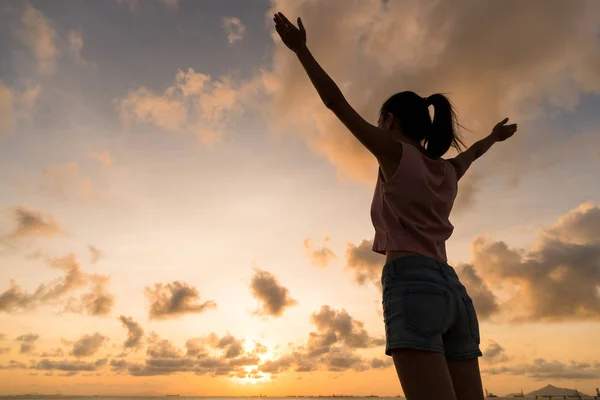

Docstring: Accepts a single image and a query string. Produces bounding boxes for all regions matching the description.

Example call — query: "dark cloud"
[0,360,27,369]
[0,281,39,312]
[4,206,64,238]
[16,333,39,354]
[304,237,337,268]
[345,239,385,287]
[118,315,144,351]
[483,359,600,380]
[88,245,103,264]
[249,268,297,317]
[371,357,394,369]
[70,333,107,357]
[111,332,261,378]
[455,264,499,320]
[266,1,600,186]
[259,305,385,375]
[35,348,64,357]
[215,334,243,359]
[311,305,385,349]
[65,274,114,316]
[31,358,108,374]
[1,253,115,316]
[145,281,217,320]
[470,201,600,322]
[482,340,510,364]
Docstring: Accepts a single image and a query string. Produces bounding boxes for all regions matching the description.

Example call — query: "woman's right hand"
[491,118,518,141]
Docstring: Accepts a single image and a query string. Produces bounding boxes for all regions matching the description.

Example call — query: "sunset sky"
[1,0,600,396]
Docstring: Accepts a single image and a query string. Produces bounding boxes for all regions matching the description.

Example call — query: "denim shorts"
[381,254,483,361]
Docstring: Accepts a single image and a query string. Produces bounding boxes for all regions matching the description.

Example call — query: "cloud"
[159,0,179,10]
[64,274,115,316]
[16,334,39,354]
[118,0,179,13]
[311,305,385,349]
[2,206,64,240]
[43,253,89,301]
[36,348,64,358]
[0,281,39,312]
[222,17,246,44]
[88,151,113,168]
[14,3,58,73]
[483,359,600,380]
[0,252,114,316]
[0,360,27,370]
[467,201,600,322]
[345,239,385,287]
[261,0,600,184]
[116,0,141,13]
[42,162,97,203]
[370,357,394,369]
[118,315,144,352]
[0,347,10,355]
[111,332,261,377]
[88,245,103,264]
[454,264,499,320]
[482,340,510,365]
[304,237,336,268]
[145,281,217,320]
[259,305,385,375]
[452,171,482,215]
[249,268,297,317]
[0,81,40,139]
[117,67,263,145]
[70,333,108,357]
[67,28,95,68]
[31,358,108,374]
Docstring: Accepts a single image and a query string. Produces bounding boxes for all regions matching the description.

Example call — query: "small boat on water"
[485,389,498,398]
[514,389,525,397]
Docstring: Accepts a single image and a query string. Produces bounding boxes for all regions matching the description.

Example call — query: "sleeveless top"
[370,142,458,263]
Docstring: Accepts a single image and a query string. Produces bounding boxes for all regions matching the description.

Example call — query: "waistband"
[382,254,458,280]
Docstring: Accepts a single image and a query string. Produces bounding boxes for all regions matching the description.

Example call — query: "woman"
[273,12,517,400]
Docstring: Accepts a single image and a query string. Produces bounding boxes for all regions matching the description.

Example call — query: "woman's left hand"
[274,12,307,53]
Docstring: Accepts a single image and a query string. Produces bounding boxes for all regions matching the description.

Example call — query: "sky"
[1,0,600,396]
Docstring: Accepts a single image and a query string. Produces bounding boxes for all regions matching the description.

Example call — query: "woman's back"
[371,142,458,263]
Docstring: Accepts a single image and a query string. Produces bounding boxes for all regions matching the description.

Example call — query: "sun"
[229,338,274,385]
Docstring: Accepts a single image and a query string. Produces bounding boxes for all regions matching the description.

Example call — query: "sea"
[0,396,597,400]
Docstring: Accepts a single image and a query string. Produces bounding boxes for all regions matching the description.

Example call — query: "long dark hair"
[379,91,465,158]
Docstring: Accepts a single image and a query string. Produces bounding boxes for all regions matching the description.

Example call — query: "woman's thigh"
[391,348,457,400]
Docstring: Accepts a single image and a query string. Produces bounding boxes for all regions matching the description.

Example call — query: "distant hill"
[526,384,590,397]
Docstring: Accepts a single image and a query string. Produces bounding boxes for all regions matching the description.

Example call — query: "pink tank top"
[370,142,457,263]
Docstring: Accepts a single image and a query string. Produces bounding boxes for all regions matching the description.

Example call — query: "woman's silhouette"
[274,12,517,400]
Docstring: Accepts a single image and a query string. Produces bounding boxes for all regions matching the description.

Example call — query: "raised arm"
[448,118,517,180]
[273,12,400,163]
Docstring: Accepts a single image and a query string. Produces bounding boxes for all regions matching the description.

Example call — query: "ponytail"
[424,94,465,158]
[379,91,466,158]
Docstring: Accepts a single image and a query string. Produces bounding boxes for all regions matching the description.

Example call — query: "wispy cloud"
[304,237,336,268]
[14,3,58,73]
[16,333,39,354]
[42,162,97,203]
[222,17,245,44]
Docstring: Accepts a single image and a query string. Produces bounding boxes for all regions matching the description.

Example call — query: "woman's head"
[378,91,465,158]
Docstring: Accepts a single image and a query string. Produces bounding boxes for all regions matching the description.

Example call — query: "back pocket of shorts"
[463,296,481,344]
[402,287,448,337]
